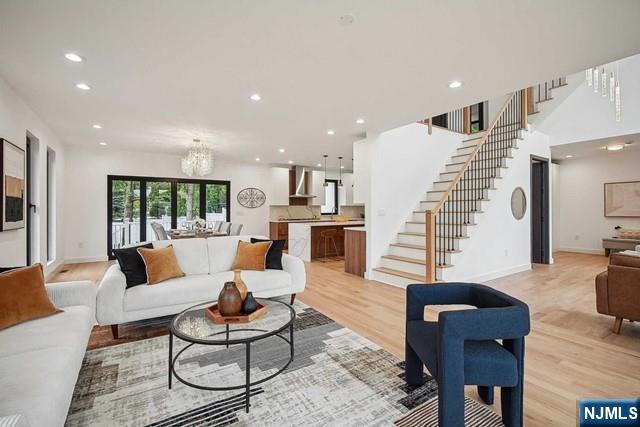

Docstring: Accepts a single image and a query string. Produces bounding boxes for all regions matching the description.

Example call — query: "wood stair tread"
[398,231,470,239]
[390,243,462,253]
[407,221,477,226]
[414,210,484,214]
[382,254,425,265]
[373,267,425,281]
[422,198,490,203]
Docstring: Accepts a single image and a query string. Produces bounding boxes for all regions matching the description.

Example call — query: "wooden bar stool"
[319,229,340,260]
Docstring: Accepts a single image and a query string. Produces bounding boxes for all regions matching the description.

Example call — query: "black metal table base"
[168,323,295,413]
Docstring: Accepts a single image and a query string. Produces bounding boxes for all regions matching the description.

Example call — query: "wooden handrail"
[423,90,525,282]
[428,91,518,214]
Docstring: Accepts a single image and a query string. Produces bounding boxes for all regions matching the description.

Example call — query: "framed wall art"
[1,139,26,231]
[604,181,640,217]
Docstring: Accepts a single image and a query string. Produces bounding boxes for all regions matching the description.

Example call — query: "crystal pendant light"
[338,157,343,187]
[586,68,593,86]
[593,67,599,94]
[181,138,213,177]
[601,67,607,97]
[609,72,615,102]
[323,155,328,187]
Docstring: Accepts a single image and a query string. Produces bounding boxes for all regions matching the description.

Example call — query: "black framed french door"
[107,175,230,258]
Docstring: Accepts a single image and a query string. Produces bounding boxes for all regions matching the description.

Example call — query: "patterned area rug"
[66,302,499,426]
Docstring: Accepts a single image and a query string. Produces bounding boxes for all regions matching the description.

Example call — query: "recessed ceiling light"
[327,130,335,135]
[356,118,365,124]
[340,165,345,169]
[64,53,84,62]
[255,157,261,162]
[565,155,573,158]
[99,142,107,146]
[605,144,625,151]
[317,163,322,167]
[448,80,463,89]
[76,83,91,91]
[92,124,102,129]
[250,93,262,101]
[279,148,285,153]
[288,160,293,164]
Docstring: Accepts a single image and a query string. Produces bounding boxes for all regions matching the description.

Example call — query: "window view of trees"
[108,176,229,253]
[178,183,200,221]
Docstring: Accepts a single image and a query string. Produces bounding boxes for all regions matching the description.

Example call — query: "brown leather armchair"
[595,253,640,334]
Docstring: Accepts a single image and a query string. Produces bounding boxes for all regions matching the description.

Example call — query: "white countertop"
[302,221,365,227]
[344,226,366,231]
[270,218,363,223]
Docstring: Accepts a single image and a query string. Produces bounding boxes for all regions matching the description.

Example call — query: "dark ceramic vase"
[218,281,242,316]
[242,292,258,314]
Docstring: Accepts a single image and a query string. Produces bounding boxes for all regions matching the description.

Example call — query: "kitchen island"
[287,220,365,262]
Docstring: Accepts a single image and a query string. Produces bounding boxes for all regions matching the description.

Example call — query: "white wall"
[446,130,552,282]
[63,145,274,262]
[553,150,640,254]
[538,53,640,146]
[362,124,464,275]
[0,75,66,275]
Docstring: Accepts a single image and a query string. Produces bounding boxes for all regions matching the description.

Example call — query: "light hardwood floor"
[49,252,640,426]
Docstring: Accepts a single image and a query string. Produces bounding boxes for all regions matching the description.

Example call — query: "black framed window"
[321,179,339,215]
[107,175,230,257]
[470,102,485,133]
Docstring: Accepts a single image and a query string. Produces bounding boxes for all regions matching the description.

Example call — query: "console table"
[602,237,640,256]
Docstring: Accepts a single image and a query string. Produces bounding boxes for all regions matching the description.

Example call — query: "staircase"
[373,82,564,287]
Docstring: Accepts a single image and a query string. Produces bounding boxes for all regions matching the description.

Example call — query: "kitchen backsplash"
[269,205,364,220]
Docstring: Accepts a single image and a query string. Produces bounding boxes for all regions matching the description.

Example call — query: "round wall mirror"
[511,187,527,220]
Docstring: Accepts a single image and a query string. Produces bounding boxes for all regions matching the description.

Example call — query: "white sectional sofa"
[0,280,96,427]
[97,235,306,337]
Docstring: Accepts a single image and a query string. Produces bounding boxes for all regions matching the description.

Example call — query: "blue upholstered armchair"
[405,283,530,427]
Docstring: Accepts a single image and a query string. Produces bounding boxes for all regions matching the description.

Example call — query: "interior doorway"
[26,134,39,265]
[531,155,550,264]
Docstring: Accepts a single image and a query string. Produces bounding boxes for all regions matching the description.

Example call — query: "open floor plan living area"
[1,2,639,426]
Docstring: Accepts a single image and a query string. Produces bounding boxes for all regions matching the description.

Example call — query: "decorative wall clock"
[237,188,266,208]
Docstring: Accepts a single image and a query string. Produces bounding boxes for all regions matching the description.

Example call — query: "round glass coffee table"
[168,298,295,412]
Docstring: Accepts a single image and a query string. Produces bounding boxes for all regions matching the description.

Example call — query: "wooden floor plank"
[49,251,640,425]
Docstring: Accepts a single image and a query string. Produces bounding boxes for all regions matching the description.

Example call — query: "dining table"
[168,229,228,239]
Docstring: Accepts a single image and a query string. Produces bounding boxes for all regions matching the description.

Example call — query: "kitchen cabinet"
[310,170,326,206]
[344,227,366,277]
[269,167,290,205]
[269,221,289,249]
[339,173,355,206]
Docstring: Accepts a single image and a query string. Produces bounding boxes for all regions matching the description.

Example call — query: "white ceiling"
[551,133,640,161]
[1,1,640,169]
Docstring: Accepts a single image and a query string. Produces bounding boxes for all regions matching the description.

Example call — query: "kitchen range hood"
[289,165,316,198]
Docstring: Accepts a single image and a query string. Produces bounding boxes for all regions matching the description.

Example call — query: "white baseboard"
[555,247,605,255]
[464,263,532,284]
[64,255,109,264]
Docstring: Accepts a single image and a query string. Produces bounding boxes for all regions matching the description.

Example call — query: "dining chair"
[150,222,169,240]
[219,222,232,235]
[212,220,223,231]
[229,223,243,236]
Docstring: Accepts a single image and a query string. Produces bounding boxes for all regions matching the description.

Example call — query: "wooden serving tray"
[205,303,267,324]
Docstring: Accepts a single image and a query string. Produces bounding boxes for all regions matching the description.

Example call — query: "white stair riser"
[433,179,495,191]
[405,222,471,235]
[381,257,426,276]
[412,211,479,223]
[371,271,417,288]
[426,188,489,202]
[445,163,464,173]
[440,168,504,181]
[420,199,487,211]
[396,234,463,251]
[388,248,455,265]
[397,233,427,246]
[452,147,516,162]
